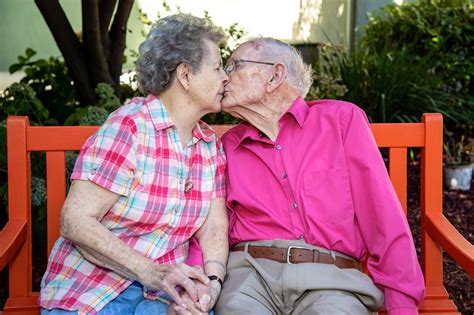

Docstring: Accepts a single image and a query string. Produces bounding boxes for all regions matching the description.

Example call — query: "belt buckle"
[286,245,311,264]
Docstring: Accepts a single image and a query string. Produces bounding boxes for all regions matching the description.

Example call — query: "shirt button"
[292,202,298,209]
[90,168,97,175]
[282,173,288,179]
[276,145,282,150]
[259,133,264,137]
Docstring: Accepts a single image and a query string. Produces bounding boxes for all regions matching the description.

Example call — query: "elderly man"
[215,38,425,315]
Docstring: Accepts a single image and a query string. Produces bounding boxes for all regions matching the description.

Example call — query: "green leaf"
[25,48,37,59]
[9,63,23,74]
[34,59,48,68]
[64,108,88,126]
[24,68,35,77]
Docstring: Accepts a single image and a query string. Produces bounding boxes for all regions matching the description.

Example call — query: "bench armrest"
[0,218,28,270]
[425,212,474,277]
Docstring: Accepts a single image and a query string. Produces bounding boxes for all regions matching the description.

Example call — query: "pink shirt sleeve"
[341,106,425,312]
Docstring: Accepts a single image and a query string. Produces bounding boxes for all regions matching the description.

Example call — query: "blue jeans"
[41,282,214,314]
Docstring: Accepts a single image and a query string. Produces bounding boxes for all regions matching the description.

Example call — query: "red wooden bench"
[0,114,473,314]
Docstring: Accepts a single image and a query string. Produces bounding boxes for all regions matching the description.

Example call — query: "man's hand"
[169,278,222,314]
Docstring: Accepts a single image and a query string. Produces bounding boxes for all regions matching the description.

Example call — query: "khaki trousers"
[215,240,384,315]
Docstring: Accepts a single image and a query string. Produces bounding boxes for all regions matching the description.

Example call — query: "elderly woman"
[39,14,228,315]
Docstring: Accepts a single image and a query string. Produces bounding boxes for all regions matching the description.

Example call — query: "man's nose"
[222,72,229,85]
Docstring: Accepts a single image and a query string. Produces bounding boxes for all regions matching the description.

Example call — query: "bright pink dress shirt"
[222,97,425,314]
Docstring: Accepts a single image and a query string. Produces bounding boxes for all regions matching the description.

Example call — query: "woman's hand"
[168,278,222,314]
[60,181,210,309]
[143,263,210,308]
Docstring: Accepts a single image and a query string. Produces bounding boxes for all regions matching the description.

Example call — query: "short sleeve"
[211,139,227,198]
[71,115,137,196]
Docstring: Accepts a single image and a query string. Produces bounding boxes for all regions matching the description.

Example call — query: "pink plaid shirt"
[39,95,226,314]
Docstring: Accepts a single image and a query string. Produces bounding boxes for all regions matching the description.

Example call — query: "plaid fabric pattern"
[39,95,226,314]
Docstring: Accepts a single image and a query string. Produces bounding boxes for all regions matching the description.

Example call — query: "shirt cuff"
[387,308,419,315]
[385,288,420,315]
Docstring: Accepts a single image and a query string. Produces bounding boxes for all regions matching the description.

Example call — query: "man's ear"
[267,63,286,92]
[176,63,193,91]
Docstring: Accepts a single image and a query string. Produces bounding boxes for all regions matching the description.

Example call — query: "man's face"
[221,44,274,116]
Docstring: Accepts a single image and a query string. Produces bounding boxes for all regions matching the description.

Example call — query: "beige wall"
[292,0,349,45]
[139,0,350,45]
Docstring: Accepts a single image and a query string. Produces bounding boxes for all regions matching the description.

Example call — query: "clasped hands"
[168,277,221,315]
[143,263,220,315]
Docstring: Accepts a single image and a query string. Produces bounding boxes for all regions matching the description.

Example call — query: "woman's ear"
[267,63,286,92]
[176,63,193,91]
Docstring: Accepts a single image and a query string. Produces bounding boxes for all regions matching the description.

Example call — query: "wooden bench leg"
[418,285,460,314]
[3,294,40,315]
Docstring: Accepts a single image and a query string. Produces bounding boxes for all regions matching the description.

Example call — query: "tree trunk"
[98,0,117,61]
[35,0,97,105]
[35,0,134,105]
[82,0,116,90]
[108,0,134,96]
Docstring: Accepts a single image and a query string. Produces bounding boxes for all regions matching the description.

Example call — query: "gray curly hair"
[136,14,225,96]
[247,38,313,97]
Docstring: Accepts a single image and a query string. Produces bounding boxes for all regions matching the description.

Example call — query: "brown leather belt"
[232,245,360,270]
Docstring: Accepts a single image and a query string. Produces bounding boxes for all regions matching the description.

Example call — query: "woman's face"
[188,39,228,115]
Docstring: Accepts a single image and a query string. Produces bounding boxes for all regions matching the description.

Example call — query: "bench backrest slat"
[45,152,66,255]
[389,147,408,214]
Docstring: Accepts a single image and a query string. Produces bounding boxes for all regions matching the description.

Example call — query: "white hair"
[136,14,224,96]
[247,37,313,96]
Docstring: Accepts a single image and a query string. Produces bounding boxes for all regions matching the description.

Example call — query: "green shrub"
[65,83,119,126]
[8,49,79,125]
[358,0,474,150]
[363,0,474,96]
[78,106,110,126]
[31,176,47,208]
[307,44,348,100]
[311,42,473,123]
[336,48,472,124]
[0,82,53,125]
[94,83,122,112]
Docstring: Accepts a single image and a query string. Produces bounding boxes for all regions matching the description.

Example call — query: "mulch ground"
[0,161,472,313]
